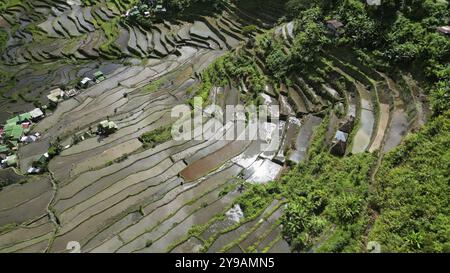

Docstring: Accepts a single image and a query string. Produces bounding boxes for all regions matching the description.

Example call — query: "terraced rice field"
[0,0,428,253]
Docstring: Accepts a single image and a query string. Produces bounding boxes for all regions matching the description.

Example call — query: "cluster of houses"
[0,108,45,168]
[0,71,107,172]
[125,0,167,19]
[19,117,118,175]
[47,71,106,108]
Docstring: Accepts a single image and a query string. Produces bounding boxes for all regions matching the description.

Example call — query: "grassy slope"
[369,110,450,253]
[279,115,375,252]
[243,108,450,253]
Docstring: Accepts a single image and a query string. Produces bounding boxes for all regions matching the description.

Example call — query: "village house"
[79,77,93,89]
[6,112,31,125]
[125,0,166,18]
[1,111,36,143]
[29,108,45,122]
[130,9,140,17]
[1,154,17,167]
[94,71,106,83]
[47,88,65,107]
[437,26,450,36]
[35,153,49,166]
[64,88,79,98]
[21,133,40,144]
[366,0,381,6]
[3,123,24,141]
[0,145,9,160]
[7,140,19,151]
[155,4,167,13]
[339,115,355,134]
[279,83,288,96]
[98,120,118,136]
[330,130,348,156]
[326,19,344,36]
[27,166,41,174]
[126,6,140,17]
[0,105,47,170]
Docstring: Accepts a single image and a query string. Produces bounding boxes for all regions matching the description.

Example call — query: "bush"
[242,25,257,36]
[0,29,7,51]
[369,111,450,252]
[139,125,173,148]
[48,143,62,158]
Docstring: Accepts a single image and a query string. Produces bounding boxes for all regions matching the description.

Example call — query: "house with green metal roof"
[0,145,9,154]
[6,113,32,125]
[4,123,14,131]
[4,123,24,140]
[20,112,32,122]
[94,71,106,83]
[37,153,49,165]
[6,116,19,125]
[1,154,17,167]
[6,140,18,150]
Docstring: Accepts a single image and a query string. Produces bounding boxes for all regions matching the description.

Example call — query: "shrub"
[242,25,257,36]
[139,125,173,148]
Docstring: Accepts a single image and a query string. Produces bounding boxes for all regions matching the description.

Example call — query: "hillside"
[0,0,448,253]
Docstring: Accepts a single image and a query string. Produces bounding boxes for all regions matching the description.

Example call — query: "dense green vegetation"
[98,18,122,56]
[0,0,448,253]
[0,30,8,86]
[142,77,165,94]
[285,1,449,253]
[234,107,449,253]
[163,0,225,13]
[276,0,449,252]
[369,110,450,252]
[187,50,268,106]
[0,30,7,52]
[198,52,268,106]
[232,115,376,252]
[0,0,21,12]
[195,0,450,252]
[139,125,173,148]
[277,115,373,252]
[258,0,450,82]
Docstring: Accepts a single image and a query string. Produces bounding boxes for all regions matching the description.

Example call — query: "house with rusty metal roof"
[326,19,344,36]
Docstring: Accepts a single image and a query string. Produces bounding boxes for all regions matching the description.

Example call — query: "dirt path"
[362,151,383,252]
[44,171,60,253]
